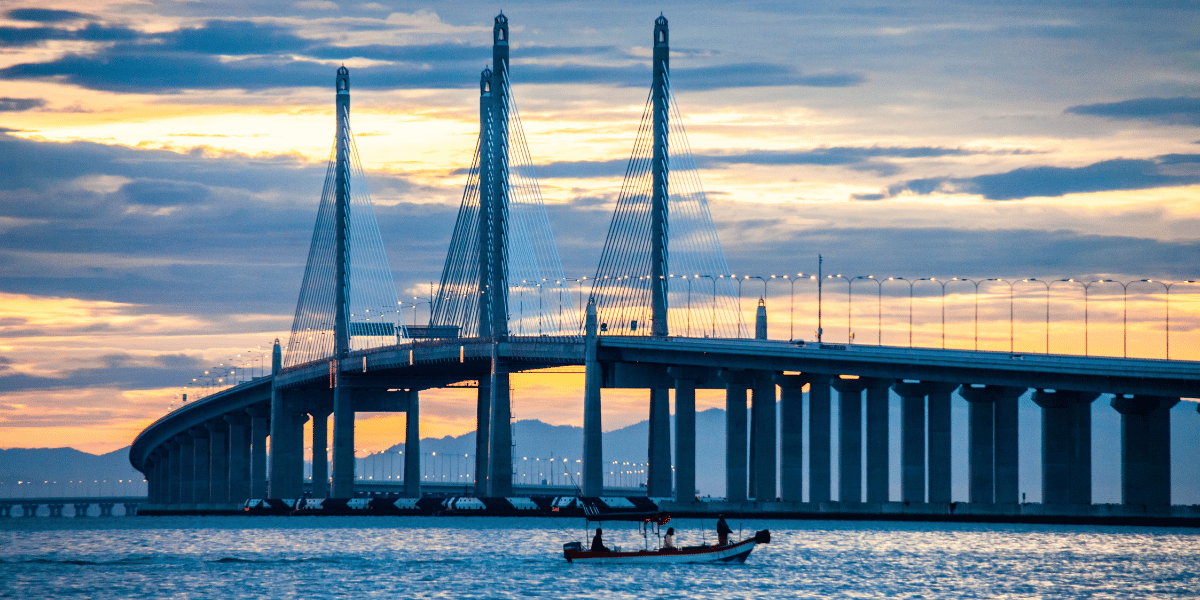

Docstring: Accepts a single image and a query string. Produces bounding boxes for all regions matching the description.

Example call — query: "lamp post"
[784,274,813,341]
[986,279,1018,352]
[1094,280,1132,358]
[562,277,586,334]
[1058,279,1102,356]
[825,274,849,342]
[1135,279,1193,359]
[853,276,882,345]
[951,278,982,351]
[918,278,949,349]
[1023,279,1051,354]
[685,275,693,337]
[699,274,717,337]
[886,277,916,348]
[734,275,743,338]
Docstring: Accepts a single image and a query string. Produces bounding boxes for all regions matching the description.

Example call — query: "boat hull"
[563,530,769,564]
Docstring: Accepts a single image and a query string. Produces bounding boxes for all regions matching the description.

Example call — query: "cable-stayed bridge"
[126,14,1200,520]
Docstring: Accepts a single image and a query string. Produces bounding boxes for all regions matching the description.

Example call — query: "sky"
[0,0,1198,464]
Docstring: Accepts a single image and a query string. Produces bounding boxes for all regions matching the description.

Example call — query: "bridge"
[128,14,1200,519]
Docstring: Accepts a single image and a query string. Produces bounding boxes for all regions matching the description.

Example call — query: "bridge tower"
[584,15,739,498]
[272,66,406,500]
[431,13,568,497]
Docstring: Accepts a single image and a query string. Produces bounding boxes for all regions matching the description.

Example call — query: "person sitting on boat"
[591,528,608,552]
[663,527,676,550]
[716,515,732,546]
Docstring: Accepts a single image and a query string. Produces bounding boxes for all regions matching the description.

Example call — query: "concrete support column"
[994,387,1024,504]
[269,385,290,499]
[926,383,955,503]
[1111,395,1179,506]
[405,390,421,498]
[960,385,995,503]
[225,413,249,503]
[248,406,269,499]
[178,434,195,504]
[167,440,181,504]
[865,381,890,502]
[751,374,777,501]
[192,426,211,504]
[290,411,309,496]
[474,379,491,494]
[331,382,355,498]
[808,373,833,502]
[582,300,603,497]
[310,404,332,498]
[647,385,672,498]
[669,367,702,502]
[831,377,868,503]
[488,349,513,497]
[1033,389,1099,504]
[775,374,806,502]
[720,370,749,502]
[73,503,90,517]
[892,381,927,503]
[206,420,229,504]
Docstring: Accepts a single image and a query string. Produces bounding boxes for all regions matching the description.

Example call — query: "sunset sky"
[0,1,1198,458]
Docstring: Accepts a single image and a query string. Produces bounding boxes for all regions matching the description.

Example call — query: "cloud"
[0,97,45,112]
[884,154,1200,200]
[4,8,92,23]
[524,146,1002,179]
[0,353,206,392]
[1066,97,1200,127]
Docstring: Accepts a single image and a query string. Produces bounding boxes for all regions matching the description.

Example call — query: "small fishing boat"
[562,512,770,564]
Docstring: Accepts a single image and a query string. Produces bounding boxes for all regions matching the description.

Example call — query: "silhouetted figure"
[591,528,608,552]
[663,527,676,549]
[716,515,732,546]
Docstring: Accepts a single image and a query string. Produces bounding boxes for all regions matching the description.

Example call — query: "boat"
[562,511,771,564]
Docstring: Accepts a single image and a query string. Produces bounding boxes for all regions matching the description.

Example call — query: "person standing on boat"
[663,527,676,550]
[591,528,608,552]
[716,516,732,546]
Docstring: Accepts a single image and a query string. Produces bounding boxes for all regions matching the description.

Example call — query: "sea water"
[1,516,1197,599]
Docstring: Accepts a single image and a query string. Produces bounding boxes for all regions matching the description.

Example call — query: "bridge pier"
[750,374,777,501]
[73,503,90,517]
[582,301,603,497]
[167,439,181,504]
[831,377,869,503]
[405,390,421,498]
[1111,395,1178,506]
[0,504,11,518]
[487,352,513,497]
[178,433,195,504]
[808,373,833,502]
[927,383,955,503]
[123,503,139,516]
[310,404,332,498]
[225,412,250,503]
[721,370,750,502]
[1033,389,1099,504]
[277,387,312,499]
[192,425,211,504]
[207,420,229,504]
[669,367,703,502]
[248,406,269,499]
[21,503,38,517]
[893,381,928,502]
[961,385,996,503]
[995,387,1022,503]
[98,502,114,517]
[865,380,891,502]
[47,503,64,517]
[775,374,806,502]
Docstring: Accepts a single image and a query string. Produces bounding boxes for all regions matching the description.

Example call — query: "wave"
[4,556,160,566]
[209,557,343,565]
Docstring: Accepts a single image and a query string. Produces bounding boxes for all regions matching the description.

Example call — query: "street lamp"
[887,277,916,347]
[825,274,849,342]
[1094,280,1132,357]
[699,274,717,337]
[918,278,949,349]
[952,278,982,351]
[1024,279,1050,354]
[986,279,1017,352]
[1058,279,1102,356]
[853,276,882,345]
[1135,279,1194,359]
